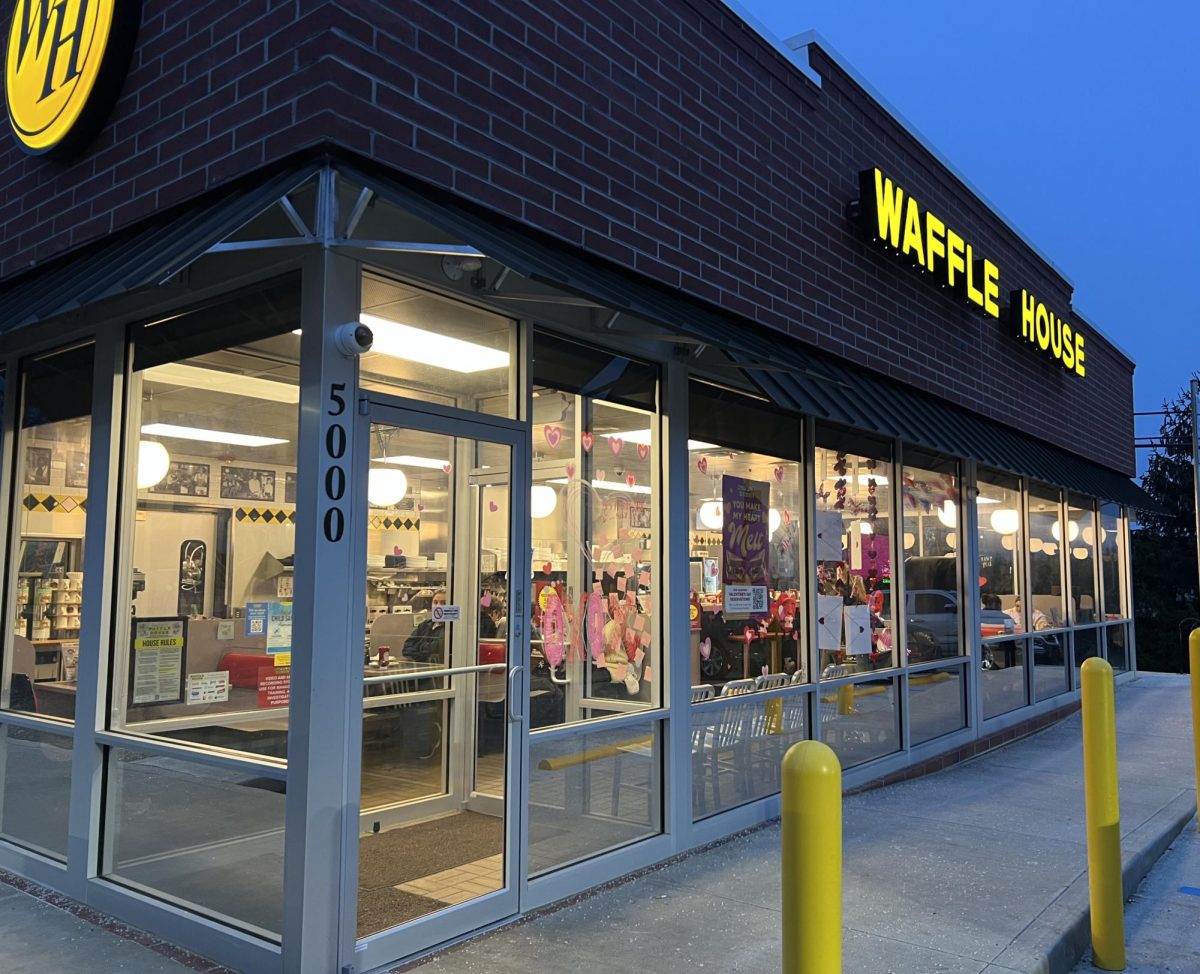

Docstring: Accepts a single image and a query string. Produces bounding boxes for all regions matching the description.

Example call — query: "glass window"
[1028,484,1068,700]
[1098,504,1125,619]
[909,663,967,746]
[529,333,661,727]
[1073,626,1100,672]
[1106,623,1129,672]
[982,638,1029,719]
[108,282,300,759]
[978,472,1026,718]
[1067,496,1098,624]
[814,431,893,677]
[901,452,963,661]
[359,273,515,417]
[3,344,94,722]
[104,747,284,938]
[688,382,803,693]
[819,674,899,768]
[0,724,72,859]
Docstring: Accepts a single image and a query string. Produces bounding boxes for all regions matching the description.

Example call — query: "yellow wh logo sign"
[5,0,141,156]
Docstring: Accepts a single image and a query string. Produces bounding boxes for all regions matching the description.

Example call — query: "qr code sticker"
[751,589,767,612]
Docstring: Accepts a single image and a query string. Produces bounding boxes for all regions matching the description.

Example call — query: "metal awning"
[342,161,1156,512]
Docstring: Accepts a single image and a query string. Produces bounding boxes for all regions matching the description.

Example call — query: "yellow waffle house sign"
[858,167,1086,377]
[5,0,140,156]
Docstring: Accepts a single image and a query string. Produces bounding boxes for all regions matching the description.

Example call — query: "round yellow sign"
[5,0,138,155]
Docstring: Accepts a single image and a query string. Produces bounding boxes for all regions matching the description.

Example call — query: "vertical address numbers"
[324,383,347,542]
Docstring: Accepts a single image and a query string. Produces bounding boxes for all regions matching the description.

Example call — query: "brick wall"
[0,0,1135,474]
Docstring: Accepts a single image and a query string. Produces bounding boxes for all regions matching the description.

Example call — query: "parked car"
[879,589,1015,661]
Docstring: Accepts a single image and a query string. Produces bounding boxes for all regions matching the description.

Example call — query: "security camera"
[334,321,374,356]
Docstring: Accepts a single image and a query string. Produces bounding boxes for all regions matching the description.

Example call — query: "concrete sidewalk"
[400,673,1196,974]
[0,674,1194,974]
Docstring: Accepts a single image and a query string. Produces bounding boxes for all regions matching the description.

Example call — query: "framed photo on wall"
[221,465,276,502]
[25,446,51,486]
[629,505,652,529]
[150,461,211,497]
[284,471,296,505]
[65,450,89,488]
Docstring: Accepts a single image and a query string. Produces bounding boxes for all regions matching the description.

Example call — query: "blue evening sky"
[737,1,1199,471]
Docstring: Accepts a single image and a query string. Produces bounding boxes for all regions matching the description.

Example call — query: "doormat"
[357,887,448,939]
[358,811,504,890]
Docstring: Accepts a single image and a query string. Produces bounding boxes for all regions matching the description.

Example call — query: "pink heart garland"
[543,425,562,449]
[609,436,623,457]
[699,637,712,660]
[774,466,784,482]
[488,501,498,512]
[566,462,576,479]
[581,432,594,453]
[697,456,708,474]
[636,443,649,461]
[441,462,452,474]
[625,473,636,488]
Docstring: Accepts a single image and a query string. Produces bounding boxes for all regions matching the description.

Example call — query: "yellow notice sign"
[273,652,292,668]
[133,619,185,651]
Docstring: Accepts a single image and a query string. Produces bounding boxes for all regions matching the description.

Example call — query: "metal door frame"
[341,393,530,974]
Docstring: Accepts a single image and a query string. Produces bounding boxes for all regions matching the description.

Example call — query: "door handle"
[507,664,525,723]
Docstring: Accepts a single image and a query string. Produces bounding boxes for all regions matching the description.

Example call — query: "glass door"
[347,399,527,968]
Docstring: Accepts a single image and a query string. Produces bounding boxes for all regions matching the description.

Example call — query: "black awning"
[345,160,1155,512]
[0,161,322,336]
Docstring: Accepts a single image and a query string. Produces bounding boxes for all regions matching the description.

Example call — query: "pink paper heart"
[636,443,649,461]
[762,665,769,677]
[441,462,452,474]
[625,473,636,488]
[542,562,553,575]
[595,470,606,481]
[488,501,498,512]
[697,456,708,474]
[774,466,784,482]
[566,462,576,479]
[581,432,594,453]
[699,637,712,660]
[393,546,403,556]
[783,509,791,523]
[609,436,623,457]
[479,594,492,607]
[744,627,755,644]
[417,503,424,512]
[543,425,562,449]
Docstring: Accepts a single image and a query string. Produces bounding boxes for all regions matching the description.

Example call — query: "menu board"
[128,617,188,707]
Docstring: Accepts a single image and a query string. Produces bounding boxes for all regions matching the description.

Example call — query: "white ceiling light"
[858,520,873,535]
[1072,547,1089,560]
[530,484,558,519]
[937,500,957,528]
[606,429,714,450]
[136,440,170,489]
[698,500,723,530]
[946,531,957,549]
[143,363,299,403]
[360,312,509,373]
[546,477,651,495]
[141,423,288,448]
[1051,519,1079,543]
[367,467,408,507]
[379,454,450,470]
[769,508,781,537]
[855,474,889,486]
[903,531,915,550]
[990,508,1020,535]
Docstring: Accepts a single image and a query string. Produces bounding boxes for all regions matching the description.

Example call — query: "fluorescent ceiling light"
[607,430,715,450]
[360,312,509,373]
[379,455,449,470]
[144,363,299,403]
[547,477,651,495]
[141,423,288,448]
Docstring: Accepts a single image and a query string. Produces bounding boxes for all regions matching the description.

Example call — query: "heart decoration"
[818,616,825,626]
[595,470,606,481]
[542,562,553,575]
[699,637,712,660]
[637,443,650,461]
[783,509,791,524]
[609,436,623,457]
[441,462,452,474]
[393,546,403,556]
[581,432,594,453]
[488,500,498,512]
[417,503,425,512]
[625,473,636,488]
[697,456,708,474]
[744,626,755,645]
[479,593,492,607]
[565,462,576,479]
[543,425,562,448]
[762,665,769,677]
[774,466,784,482]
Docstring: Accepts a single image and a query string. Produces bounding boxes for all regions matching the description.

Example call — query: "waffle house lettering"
[1012,289,1086,377]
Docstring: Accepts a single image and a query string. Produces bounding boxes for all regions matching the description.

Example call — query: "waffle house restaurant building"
[0,2,1151,972]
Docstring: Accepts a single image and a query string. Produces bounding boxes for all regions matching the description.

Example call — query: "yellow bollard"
[1191,629,1200,832]
[782,740,841,974]
[1081,657,1125,971]
[836,683,855,715]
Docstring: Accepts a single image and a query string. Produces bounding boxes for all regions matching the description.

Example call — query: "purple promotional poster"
[721,475,770,586]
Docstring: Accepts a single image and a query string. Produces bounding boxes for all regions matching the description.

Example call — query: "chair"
[691,684,716,703]
[754,673,789,691]
[790,669,808,685]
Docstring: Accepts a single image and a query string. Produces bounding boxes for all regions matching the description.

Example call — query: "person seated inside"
[404,590,448,664]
